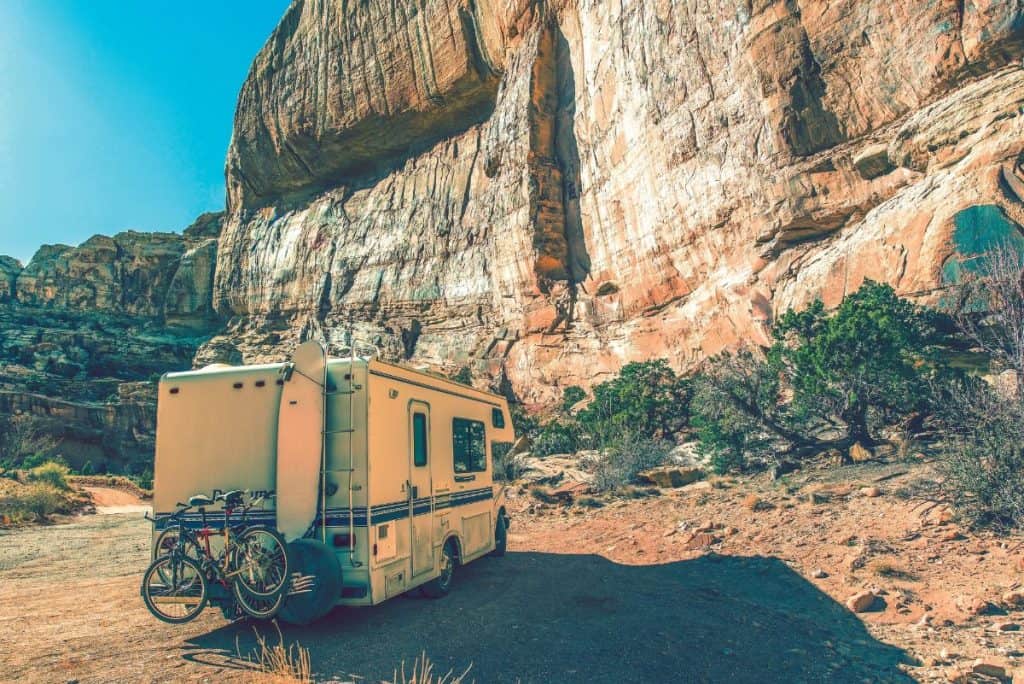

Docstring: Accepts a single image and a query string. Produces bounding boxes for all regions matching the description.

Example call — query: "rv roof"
[163,362,286,380]
[366,358,507,405]
[160,356,507,406]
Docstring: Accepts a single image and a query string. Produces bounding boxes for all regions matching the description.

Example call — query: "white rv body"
[152,351,514,608]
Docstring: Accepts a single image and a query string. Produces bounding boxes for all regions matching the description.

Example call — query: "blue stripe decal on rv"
[154,487,493,530]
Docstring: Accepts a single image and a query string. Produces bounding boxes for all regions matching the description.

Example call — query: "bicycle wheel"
[232,580,285,619]
[141,555,208,624]
[153,526,203,584]
[230,526,289,598]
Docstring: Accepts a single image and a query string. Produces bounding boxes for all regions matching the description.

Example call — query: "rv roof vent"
[232,382,243,389]
[255,380,266,388]
[169,387,180,395]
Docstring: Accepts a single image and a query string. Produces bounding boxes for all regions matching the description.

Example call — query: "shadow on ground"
[185,552,911,683]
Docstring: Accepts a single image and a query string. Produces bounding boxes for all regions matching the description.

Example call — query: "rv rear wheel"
[421,540,456,598]
[278,539,342,626]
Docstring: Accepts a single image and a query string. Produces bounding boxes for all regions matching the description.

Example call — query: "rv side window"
[452,418,486,473]
[413,412,428,467]
[491,407,505,429]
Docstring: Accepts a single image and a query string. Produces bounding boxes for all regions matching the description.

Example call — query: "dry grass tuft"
[870,559,918,581]
[388,652,471,684]
[529,486,561,504]
[241,625,312,684]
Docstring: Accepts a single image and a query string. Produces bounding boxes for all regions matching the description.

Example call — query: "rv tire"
[492,514,507,557]
[421,540,456,598]
[278,539,342,626]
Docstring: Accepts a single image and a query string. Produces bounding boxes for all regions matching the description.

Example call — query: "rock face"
[0,216,224,472]
[206,0,1024,401]
[6,1,1024,459]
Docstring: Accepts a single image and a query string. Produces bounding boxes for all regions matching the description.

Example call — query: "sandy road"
[0,509,911,683]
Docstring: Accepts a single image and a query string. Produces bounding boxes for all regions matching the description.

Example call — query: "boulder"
[846,590,879,613]
[637,466,704,489]
[516,455,593,487]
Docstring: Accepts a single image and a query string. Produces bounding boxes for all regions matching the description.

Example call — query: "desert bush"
[0,415,59,470]
[948,241,1024,395]
[935,375,1024,530]
[936,243,1024,530]
[592,434,672,491]
[133,468,154,491]
[1,482,68,522]
[449,367,473,386]
[27,460,71,490]
[531,420,582,456]
[490,442,523,481]
[693,281,945,472]
[578,360,691,446]
[509,403,539,439]
[561,385,586,412]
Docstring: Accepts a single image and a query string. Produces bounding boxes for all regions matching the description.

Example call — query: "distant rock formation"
[0,214,224,472]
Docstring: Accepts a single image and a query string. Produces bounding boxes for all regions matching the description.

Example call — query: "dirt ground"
[0,461,1021,683]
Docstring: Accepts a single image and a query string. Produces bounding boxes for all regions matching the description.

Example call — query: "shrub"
[509,404,539,440]
[80,460,95,476]
[1,483,67,522]
[578,360,691,446]
[693,281,945,470]
[935,377,1024,529]
[134,468,154,491]
[27,460,71,490]
[592,434,672,491]
[948,242,1024,395]
[561,386,586,413]
[449,367,473,386]
[531,420,582,457]
[936,243,1024,530]
[490,442,522,481]
[0,415,59,468]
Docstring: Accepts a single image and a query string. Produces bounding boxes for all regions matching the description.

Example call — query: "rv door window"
[452,418,486,473]
[491,407,505,428]
[413,412,428,467]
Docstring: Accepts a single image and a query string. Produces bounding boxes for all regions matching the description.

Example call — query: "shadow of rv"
[185,552,911,683]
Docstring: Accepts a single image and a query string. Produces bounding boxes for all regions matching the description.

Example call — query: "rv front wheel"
[492,514,507,557]
[421,540,456,598]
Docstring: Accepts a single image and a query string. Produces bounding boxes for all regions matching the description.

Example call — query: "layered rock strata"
[208,0,1024,401]
[0,215,224,471]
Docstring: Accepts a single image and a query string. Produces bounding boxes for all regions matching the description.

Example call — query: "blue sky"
[0,1,286,264]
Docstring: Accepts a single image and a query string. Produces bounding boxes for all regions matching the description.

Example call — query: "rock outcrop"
[205,0,1024,401]
[0,216,224,472]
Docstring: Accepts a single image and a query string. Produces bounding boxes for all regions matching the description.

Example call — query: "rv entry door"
[408,401,434,578]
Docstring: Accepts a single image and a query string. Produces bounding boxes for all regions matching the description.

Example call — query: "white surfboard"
[276,340,327,541]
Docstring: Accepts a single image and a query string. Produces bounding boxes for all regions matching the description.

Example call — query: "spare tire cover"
[278,539,342,625]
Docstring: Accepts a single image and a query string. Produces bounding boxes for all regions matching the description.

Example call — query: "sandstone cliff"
[206,0,1024,401]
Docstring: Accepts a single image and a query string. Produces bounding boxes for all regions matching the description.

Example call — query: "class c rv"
[152,340,515,624]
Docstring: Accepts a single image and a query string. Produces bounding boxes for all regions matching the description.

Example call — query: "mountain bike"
[141,490,289,623]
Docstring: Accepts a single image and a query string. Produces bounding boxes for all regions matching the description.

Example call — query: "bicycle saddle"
[217,490,243,506]
[188,494,214,507]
